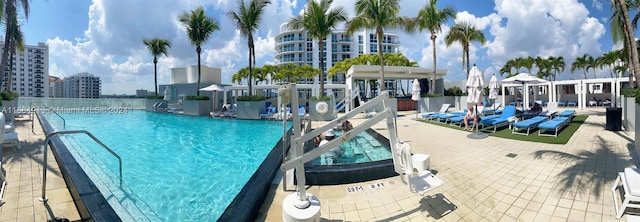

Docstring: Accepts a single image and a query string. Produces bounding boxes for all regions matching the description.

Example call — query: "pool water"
[311,130,392,166]
[44,110,289,221]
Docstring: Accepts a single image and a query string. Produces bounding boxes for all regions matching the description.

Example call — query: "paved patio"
[0,115,80,222]
[0,108,637,221]
[258,108,639,221]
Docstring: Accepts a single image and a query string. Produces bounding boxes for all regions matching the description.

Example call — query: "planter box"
[309,101,337,121]
[2,100,15,122]
[145,99,164,111]
[183,100,210,116]
[236,101,266,120]
[417,97,446,113]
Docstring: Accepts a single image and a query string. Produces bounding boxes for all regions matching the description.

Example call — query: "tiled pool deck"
[0,108,638,221]
[258,108,639,221]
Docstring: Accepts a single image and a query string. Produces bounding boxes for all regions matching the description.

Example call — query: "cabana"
[345,65,447,112]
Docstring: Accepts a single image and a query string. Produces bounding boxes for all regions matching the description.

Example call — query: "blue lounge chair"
[567,101,577,106]
[558,110,576,118]
[260,106,277,119]
[421,104,451,120]
[558,101,567,107]
[538,116,571,137]
[432,109,467,123]
[512,116,548,136]
[480,106,517,132]
[508,101,517,106]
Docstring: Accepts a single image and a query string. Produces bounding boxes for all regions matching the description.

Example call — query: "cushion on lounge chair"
[481,106,517,132]
[625,168,640,196]
[512,116,548,135]
[421,104,451,119]
[567,101,577,106]
[558,110,575,117]
[538,117,570,137]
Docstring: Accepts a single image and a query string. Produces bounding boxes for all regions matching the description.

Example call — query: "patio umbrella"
[163,86,170,101]
[466,65,487,139]
[411,79,421,118]
[501,73,548,110]
[199,83,227,110]
[488,74,499,104]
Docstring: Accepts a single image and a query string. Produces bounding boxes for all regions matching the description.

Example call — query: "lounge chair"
[420,103,451,119]
[298,106,307,118]
[567,101,577,106]
[558,110,576,118]
[432,107,470,123]
[483,103,502,115]
[480,106,517,132]
[537,116,570,137]
[448,106,488,127]
[260,106,277,119]
[558,101,567,107]
[611,167,640,219]
[538,102,558,118]
[3,132,19,151]
[511,116,548,136]
[508,101,517,106]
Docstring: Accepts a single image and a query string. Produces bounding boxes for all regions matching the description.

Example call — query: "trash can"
[606,107,622,131]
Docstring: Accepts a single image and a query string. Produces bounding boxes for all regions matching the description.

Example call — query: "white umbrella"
[501,73,548,110]
[163,86,170,101]
[488,74,499,101]
[411,79,421,118]
[466,65,487,139]
[466,66,484,105]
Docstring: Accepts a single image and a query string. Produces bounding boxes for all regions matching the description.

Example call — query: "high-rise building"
[274,24,400,86]
[59,72,101,98]
[0,42,49,97]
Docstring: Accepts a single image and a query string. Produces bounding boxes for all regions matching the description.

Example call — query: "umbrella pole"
[468,103,488,139]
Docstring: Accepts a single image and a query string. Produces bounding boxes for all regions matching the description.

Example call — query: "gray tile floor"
[258,108,639,221]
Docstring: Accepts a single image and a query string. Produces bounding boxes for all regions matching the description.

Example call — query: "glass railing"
[18,97,146,111]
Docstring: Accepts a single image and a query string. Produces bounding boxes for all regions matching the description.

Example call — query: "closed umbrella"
[411,79,421,118]
[488,74,499,103]
[466,65,487,139]
[163,86,170,101]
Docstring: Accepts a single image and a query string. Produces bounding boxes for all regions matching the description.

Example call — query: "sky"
[18,0,621,95]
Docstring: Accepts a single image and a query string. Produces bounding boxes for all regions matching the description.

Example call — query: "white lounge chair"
[420,103,451,120]
[539,102,558,118]
[612,167,640,219]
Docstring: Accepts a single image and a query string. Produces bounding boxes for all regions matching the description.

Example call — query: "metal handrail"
[39,130,123,202]
[30,102,65,130]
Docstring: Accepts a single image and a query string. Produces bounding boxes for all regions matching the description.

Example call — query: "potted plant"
[183,95,210,116]
[145,95,165,111]
[235,95,266,120]
[308,96,336,121]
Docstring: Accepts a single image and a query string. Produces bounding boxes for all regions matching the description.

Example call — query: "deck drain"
[506,153,518,158]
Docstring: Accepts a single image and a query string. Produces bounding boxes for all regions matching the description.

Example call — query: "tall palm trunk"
[6,42,14,92]
[377,28,385,93]
[196,46,202,96]
[431,32,436,94]
[0,4,15,90]
[319,38,325,96]
[248,36,253,96]
[153,57,158,95]
[620,0,640,87]
[464,44,470,79]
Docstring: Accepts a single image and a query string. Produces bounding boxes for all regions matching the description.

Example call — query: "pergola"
[345,65,447,111]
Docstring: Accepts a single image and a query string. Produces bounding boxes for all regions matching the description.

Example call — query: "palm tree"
[611,0,640,87]
[548,56,565,81]
[286,0,346,97]
[444,21,486,79]
[232,67,249,85]
[178,6,220,96]
[0,0,28,89]
[499,59,517,77]
[584,54,598,78]
[596,51,618,78]
[346,0,405,92]
[522,56,535,74]
[5,16,22,92]
[406,0,455,93]
[227,0,271,96]
[571,54,589,79]
[143,38,171,95]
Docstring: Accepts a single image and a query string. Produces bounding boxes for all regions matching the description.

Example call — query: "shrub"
[184,95,210,100]
[0,91,19,100]
[308,96,331,101]
[236,95,266,101]
[146,95,164,99]
[444,86,465,96]
[421,93,443,98]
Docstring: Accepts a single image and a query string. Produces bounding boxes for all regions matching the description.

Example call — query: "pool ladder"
[153,100,167,112]
[39,130,123,202]
[29,103,66,133]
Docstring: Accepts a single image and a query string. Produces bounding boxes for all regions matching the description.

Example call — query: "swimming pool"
[311,129,392,166]
[41,110,289,221]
